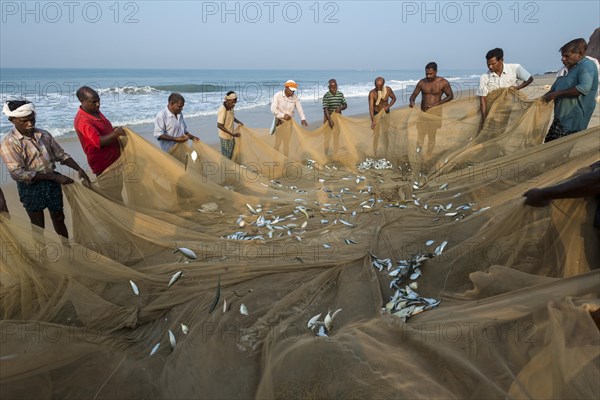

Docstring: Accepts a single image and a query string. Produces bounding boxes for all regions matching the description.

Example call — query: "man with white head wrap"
[0,100,90,238]
[217,91,244,160]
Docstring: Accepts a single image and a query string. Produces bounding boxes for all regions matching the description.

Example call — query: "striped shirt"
[322,91,347,113]
[0,128,71,183]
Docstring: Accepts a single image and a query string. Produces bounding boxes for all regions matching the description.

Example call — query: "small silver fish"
[181,323,189,335]
[240,303,249,316]
[339,219,354,227]
[307,313,322,330]
[168,271,183,287]
[324,311,333,332]
[425,240,434,246]
[316,325,328,337]
[130,280,139,296]
[168,330,176,351]
[323,243,332,249]
[176,248,197,260]
[435,241,448,256]
[150,342,160,356]
[372,261,383,272]
[439,183,449,190]
[331,308,342,320]
[246,203,257,215]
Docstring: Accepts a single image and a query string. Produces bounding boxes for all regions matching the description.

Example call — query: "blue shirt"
[153,107,188,152]
[551,57,598,132]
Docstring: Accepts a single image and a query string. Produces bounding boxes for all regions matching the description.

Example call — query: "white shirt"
[270,91,306,121]
[153,107,188,152]
[557,56,600,96]
[476,63,532,96]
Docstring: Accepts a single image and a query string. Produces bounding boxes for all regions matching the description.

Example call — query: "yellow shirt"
[217,105,235,140]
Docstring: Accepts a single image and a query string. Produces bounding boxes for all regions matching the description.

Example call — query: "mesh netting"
[1,88,599,399]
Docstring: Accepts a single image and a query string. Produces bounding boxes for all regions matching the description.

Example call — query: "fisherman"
[369,77,396,130]
[154,92,199,153]
[270,80,308,156]
[323,79,347,128]
[217,91,244,160]
[74,86,126,176]
[476,48,533,129]
[1,100,90,237]
[409,62,454,156]
[322,79,347,156]
[542,38,599,142]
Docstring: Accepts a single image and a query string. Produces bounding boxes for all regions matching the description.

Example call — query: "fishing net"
[1,88,599,399]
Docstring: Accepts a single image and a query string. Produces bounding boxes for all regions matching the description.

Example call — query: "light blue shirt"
[551,57,598,132]
[153,107,188,152]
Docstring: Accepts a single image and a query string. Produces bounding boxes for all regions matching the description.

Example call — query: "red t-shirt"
[74,108,121,175]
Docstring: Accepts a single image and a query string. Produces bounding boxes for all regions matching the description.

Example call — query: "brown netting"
[1,88,599,399]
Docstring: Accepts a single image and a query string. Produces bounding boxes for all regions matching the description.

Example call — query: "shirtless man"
[409,62,454,111]
[369,77,396,130]
[409,62,454,155]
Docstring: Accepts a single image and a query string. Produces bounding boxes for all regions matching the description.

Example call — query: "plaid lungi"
[220,138,235,160]
[16,179,64,212]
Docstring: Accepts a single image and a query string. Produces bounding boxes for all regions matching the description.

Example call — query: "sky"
[0,0,598,72]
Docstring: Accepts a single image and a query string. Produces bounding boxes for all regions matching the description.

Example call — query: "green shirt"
[322,91,347,113]
[551,57,598,132]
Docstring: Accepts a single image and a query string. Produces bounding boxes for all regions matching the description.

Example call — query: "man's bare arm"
[324,107,334,128]
[218,123,240,138]
[438,80,454,105]
[524,167,600,207]
[409,82,422,108]
[368,91,375,119]
[479,96,488,120]
[516,76,534,90]
[543,87,583,102]
[386,87,397,110]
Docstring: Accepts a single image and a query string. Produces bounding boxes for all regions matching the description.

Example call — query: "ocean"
[0,68,482,143]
